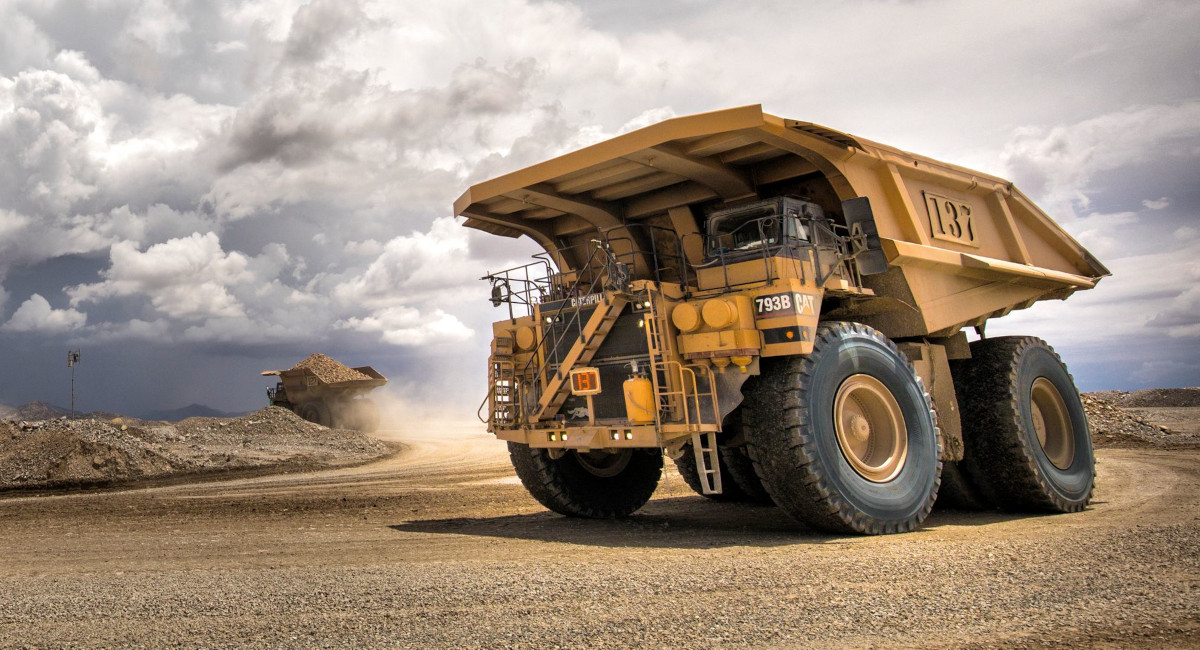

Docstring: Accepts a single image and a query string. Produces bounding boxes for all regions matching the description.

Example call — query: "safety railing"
[689,214,852,295]
[481,258,554,321]
[517,242,618,422]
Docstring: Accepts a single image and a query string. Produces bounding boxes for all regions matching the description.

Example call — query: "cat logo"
[753,292,816,319]
[570,293,603,307]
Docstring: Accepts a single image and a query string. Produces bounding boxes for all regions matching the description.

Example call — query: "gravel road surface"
[1,422,1198,648]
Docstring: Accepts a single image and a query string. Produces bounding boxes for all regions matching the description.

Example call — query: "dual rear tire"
[295,401,332,428]
[672,411,774,505]
[948,336,1094,512]
[738,325,1091,533]
[295,399,381,432]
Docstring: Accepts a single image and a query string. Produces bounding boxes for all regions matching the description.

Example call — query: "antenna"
[67,350,81,421]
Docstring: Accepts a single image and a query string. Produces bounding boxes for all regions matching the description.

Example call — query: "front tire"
[508,444,663,518]
[744,322,941,534]
[951,336,1094,512]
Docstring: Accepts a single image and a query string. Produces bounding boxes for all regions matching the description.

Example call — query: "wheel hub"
[1031,377,1075,470]
[848,415,871,442]
[834,374,908,483]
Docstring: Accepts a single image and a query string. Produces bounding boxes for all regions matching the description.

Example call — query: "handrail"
[690,214,852,295]
[517,242,616,419]
[597,222,690,290]
[481,258,553,319]
[477,386,492,424]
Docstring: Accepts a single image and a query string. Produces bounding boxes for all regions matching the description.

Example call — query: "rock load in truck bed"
[290,353,372,384]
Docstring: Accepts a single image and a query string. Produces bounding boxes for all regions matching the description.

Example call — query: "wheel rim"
[834,374,908,483]
[573,450,632,477]
[1031,377,1074,470]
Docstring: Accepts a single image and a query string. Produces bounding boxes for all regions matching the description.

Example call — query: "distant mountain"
[14,401,71,420]
[143,403,247,422]
[0,400,243,423]
[1,401,115,422]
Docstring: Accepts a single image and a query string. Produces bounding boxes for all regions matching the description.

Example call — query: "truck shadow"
[389,496,1032,549]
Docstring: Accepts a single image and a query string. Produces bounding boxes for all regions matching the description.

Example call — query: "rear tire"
[952,336,1094,512]
[672,409,775,504]
[718,410,775,505]
[672,442,747,501]
[671,438,771,504]
[508,444,662,518]
[296,401,331,428]
[744,322,941,534]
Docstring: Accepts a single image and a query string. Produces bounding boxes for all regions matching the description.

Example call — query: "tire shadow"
[389,495,1035,549]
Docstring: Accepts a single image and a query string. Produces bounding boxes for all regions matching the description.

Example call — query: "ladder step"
[690,431,723,496]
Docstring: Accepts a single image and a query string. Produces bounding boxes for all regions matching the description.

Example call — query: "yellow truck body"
[456,105,1107,533]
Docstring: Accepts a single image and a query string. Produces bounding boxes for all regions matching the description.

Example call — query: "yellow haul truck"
[456,105,1108,534]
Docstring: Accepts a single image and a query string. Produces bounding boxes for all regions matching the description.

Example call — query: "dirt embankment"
[0,406,390,491]
[1084,388,1200,448]
[1089,386,1200,408]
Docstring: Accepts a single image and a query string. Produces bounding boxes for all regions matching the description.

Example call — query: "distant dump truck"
[262,354,386,432]
[456,105,1108,535]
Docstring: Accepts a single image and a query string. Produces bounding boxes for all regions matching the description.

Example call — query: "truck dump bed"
[261,365,386,402]
[456,105,1107,338]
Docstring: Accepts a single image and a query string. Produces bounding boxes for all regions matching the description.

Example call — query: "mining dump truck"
[262,354,386,432]
[457,105,1108,534]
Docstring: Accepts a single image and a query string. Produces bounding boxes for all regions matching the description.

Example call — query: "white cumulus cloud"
[69,232,250,319]
[333,216,477,308]
[336,306,472,346]
[2,294,87,333]
[1000,102,1200,221]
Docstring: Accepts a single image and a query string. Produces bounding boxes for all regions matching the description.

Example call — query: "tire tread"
[952,336,1094,513]
[743,321,942,535]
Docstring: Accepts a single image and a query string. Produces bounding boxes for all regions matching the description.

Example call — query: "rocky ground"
[1083,395,1194,447]
[0,406,391,491]
[1,425,1198,648]
[1090,387,1200,408]
[1085,387,1200,444]
[1,390,1198,647]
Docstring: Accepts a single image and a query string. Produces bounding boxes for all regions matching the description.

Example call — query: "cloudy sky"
[0,0,1197,418]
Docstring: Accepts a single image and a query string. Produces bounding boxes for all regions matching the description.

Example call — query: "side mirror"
[841,196,888,275]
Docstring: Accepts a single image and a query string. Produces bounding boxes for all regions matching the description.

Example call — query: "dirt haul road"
[1,423,1198,649]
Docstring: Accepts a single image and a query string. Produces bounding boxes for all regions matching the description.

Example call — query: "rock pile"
[290,353,372,384]
[0,406,389,490]
[1081,393,1168,448]
[0,417,175,487]
[1087,387,1200,408]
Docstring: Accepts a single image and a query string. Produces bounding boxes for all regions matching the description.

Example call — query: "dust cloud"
[367,388,493,446]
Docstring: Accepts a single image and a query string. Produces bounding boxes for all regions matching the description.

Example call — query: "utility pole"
[67,350,81,421]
